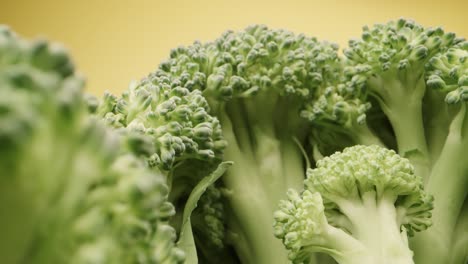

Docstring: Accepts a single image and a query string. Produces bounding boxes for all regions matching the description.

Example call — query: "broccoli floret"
[154,25,344,263]
[92,73,227,172]
[274,145,433,264]
[301,79,385,158]
[92,67,232,257]
[342,19,459,179]
[0,26,183,264]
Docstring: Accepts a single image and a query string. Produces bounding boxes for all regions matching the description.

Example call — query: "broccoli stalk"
[411,42,468,264]
[450,198,468,264]
[274,145,433,264]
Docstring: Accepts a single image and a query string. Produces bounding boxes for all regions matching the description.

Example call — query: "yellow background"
[2,0,467,95]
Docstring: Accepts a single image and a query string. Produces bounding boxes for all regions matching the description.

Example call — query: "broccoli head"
[274,145,433,264]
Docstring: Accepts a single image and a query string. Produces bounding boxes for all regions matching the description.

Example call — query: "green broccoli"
[274,145,433,264]
[301,19,466,263]
[154,25,346,263]
[0,25,183,264]
[90,58,233,262]
[410,41,468,264]
[4,18,467,264]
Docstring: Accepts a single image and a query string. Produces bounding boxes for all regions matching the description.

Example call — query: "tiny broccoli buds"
[93,73,226,171]
[274,145,433,264]
[427,41,468,104]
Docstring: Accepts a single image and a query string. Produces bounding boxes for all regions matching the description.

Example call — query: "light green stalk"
[412,104,468,264]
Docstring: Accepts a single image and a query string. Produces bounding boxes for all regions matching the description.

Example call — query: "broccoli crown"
[299,82,383,159]
[0,25,184,264]
[426,41,468,104]
[303,19,460,131]
[93,72,227,171]
[307,145,419,200]
[305,145,432,234]
[344,18,457,76]
[340,19,460,136]
[299,80,378,156]
[300,84,370,129]
[158,25,341,101]
[274,145,433,264]
[157,25,344,141]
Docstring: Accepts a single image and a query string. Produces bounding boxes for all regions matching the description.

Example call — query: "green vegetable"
[2,18,468,264]
[301,19,467,264]
[90,63,234,261]
[273,145,433,264]
[156,25,342,264]
[177,161,232,263]
[411,40,468,264]
[0,25,183,264]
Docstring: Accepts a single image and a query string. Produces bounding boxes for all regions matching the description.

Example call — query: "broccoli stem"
[423,90,451,162]
[351,123,385,147]
[336,192,414,264]
[369,75,430,181]
[250,124,286,203]
[242,95,305,207]
[307,225,368,264]
[280,138,306,191]
[386,102,429,180]
[226,214,255,264]
[449,198,468,264]
[225,99,255,160]
[412,104,468,264]
[219,110,290,264]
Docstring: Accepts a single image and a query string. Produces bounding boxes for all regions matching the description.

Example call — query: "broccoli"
[0,25,183,264]
[304,19,466,263]
[154,25,344,263]
[90,57,234,262]
[147,20,468,264]
[148,21,468,263]
[342,19,459,177]
[273,145,433,264]
[90,73,226,172]
[3,18,468,264]
[410,40,468,264]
